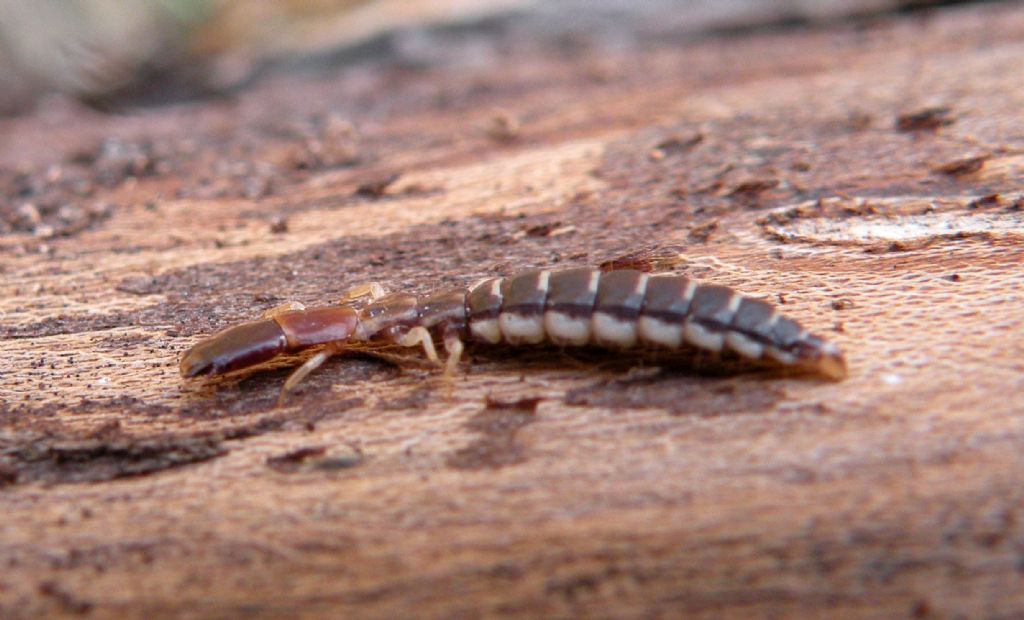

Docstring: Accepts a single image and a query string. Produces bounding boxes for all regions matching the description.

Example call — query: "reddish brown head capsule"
[179,307,361,378]
[179,319,288,378]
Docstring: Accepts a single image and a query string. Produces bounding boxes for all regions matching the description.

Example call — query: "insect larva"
[179,267,847,395]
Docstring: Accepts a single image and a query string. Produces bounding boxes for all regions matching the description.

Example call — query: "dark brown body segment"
[360,294,419,325]
[418,289,469,335]
[763,316,805,350]
[546,268,598,317]
[688,284,737,329]
[641,275,693,323]
[360,293,419,339]
[466,278,502,320]
[730,297,776,340]
[500,270,547,316]
[729,296,803,349]
[595,269,646,319]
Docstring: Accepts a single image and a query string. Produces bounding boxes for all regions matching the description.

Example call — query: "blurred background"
[0,0,981,116]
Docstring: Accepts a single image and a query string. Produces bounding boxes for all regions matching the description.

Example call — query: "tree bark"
[1,2,1023,618]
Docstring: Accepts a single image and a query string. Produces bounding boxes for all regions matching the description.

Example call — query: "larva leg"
[341,282,387,303]
[397,326,440,364]
[278,344,343,404]
[443,333,464,376]
[261,301,306,319]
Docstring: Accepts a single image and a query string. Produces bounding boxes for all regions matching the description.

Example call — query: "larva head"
[179,319,288,378]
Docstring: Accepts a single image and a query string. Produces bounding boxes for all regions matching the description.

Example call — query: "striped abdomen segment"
[466,268,846,379]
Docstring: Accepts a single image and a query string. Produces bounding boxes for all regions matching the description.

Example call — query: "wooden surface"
[2,3,1024,618]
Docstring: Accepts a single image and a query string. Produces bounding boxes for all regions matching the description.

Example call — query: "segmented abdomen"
[464,268,846,379]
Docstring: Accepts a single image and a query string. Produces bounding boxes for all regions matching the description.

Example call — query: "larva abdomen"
[466,268,846,380]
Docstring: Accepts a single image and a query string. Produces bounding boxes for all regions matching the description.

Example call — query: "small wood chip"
[896,106,954,132]
[934,155,988,176]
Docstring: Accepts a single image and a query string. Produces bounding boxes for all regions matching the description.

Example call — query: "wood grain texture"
[2,3,1024,618]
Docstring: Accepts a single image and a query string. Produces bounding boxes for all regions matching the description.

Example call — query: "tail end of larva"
[815,345,848,381]
[799,337,848,381]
